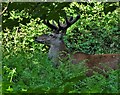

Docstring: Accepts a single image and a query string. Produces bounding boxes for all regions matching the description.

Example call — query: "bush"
[64,2,120,54]
[2,51,119,93]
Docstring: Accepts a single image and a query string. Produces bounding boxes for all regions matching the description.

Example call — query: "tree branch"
[0,1,11,16]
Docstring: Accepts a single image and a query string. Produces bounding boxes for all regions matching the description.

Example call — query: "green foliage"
[2,2,70,30]
[2,2,120,94]
[64,2,120,54]
[2,51,119,93]
[2,51,87,93]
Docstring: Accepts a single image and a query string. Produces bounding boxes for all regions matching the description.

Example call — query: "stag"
[35,15,120,76]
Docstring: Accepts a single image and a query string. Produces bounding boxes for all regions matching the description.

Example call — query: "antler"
[43,14,80,34]
[43,20,58,31]
[61,15,80,32]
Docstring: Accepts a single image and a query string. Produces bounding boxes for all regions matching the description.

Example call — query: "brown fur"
[72,53,120,76]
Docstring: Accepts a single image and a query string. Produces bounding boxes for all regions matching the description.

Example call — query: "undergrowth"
[2,51,119,93]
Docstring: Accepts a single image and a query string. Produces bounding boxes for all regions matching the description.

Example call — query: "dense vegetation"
[2,2,120,93]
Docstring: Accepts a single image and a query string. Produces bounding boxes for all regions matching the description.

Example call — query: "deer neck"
[48,40,67,67]
[48,40,67,59]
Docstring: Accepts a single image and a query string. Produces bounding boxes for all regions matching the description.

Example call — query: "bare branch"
[0,1,11,16]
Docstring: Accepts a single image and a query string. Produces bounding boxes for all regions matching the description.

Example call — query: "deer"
[35,14,120,76]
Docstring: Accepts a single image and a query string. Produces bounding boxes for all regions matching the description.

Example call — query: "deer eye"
[49,34,57,38]
[49,34,53,37]
[49,34,54,37]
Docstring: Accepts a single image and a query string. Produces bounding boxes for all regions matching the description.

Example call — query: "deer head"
[35,33,63,46]
[35,14,80,44]
[35,14,80,67]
